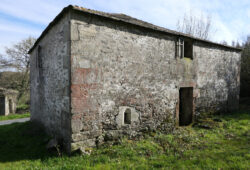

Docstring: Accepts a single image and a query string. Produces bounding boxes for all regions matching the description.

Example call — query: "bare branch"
[1,36,36,96]
[0,54,12,69]
[5,36,36,72]
[176,11,215,40]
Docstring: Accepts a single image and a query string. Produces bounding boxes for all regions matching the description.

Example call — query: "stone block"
[116,106,140,127]
[71,119,83,133]
[71,139,96,151]
[72,131,90,142]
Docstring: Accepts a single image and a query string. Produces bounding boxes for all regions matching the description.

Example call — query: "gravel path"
[0,118,30,126]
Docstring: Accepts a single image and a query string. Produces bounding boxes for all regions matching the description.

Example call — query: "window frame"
[176,37,193,59]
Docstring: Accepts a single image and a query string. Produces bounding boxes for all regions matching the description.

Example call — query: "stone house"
[0,87,18,116]
[28,5,241,153]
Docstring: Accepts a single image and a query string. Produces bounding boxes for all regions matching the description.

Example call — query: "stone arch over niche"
[116,106,140,127]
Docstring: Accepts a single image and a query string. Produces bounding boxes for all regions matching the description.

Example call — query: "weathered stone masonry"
[0,87,18,116]
[30,13,71,152]
[29,5,241,153]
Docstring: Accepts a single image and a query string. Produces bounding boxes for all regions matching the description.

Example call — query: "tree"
[231,40,236,47]
[220,40,228,45]
[231,40,241,48]
[240,35,250,97]
[0,54,12,70]
[5,37,36,72]
[176,11,214,40]
[0,71,24,90]
[1,37,36,97]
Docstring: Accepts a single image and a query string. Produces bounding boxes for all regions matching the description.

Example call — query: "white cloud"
[0,0,73,54]
[0,1,49,25]
[0,0,75,25]
[0,0,249,54]
[0,19,41,36]
[80,0,248,43]
[213,19,235,43]
[0,18,42,54]
[247,9,250,18]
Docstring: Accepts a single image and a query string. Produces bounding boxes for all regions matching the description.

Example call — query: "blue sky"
[0,0,249,54]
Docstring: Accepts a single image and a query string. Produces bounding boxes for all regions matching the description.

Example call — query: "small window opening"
[176,38,193,59]
[176,38,184,58]
[184,39,193,59]
[36,45,42,68]
[124,108,131,124]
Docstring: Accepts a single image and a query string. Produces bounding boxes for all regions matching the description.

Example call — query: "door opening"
[179,87,193,126]
[0,97,5,115]
[9,99,13,114]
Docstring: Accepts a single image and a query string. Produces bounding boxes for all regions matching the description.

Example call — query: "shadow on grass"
[0,113,30,121]
[0,121,56,163]
[0,101,249,165]
[218,109,250,120]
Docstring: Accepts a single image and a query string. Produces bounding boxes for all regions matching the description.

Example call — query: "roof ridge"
[28,5,242,53]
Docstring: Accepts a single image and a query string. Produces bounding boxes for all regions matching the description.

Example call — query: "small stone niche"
[0,87,18,116]
[116,106,140,127]
[124,108,131,124]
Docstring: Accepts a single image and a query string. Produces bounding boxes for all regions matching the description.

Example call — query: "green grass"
[0,113,30,121]
[0,110,249,169]
[16,104,29,111]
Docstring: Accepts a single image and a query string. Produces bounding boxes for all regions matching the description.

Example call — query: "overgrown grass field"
[0,110,249,169]
[0,113,30,121]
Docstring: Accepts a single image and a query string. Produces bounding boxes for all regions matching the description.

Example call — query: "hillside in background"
[240,39,250,97]
[0,71,24,90]
[0,71,30,111]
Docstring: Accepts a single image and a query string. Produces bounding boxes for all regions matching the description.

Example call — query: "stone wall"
[4,94,17,115]
[30,9,240,153]
[30,13,71,152]
[195,43,241,115]
[69,12,240,151]
[0,88,18,116]
[0,96,4,115]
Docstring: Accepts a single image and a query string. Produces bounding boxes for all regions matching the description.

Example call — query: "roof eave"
[28,5,73,54]
[28,5,242,54]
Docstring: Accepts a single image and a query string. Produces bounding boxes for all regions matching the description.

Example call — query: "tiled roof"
[29,5,242,53]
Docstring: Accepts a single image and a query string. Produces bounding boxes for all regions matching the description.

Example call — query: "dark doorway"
[9,99,13,114]
[179,87,193,126]
[0,97,5,115]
